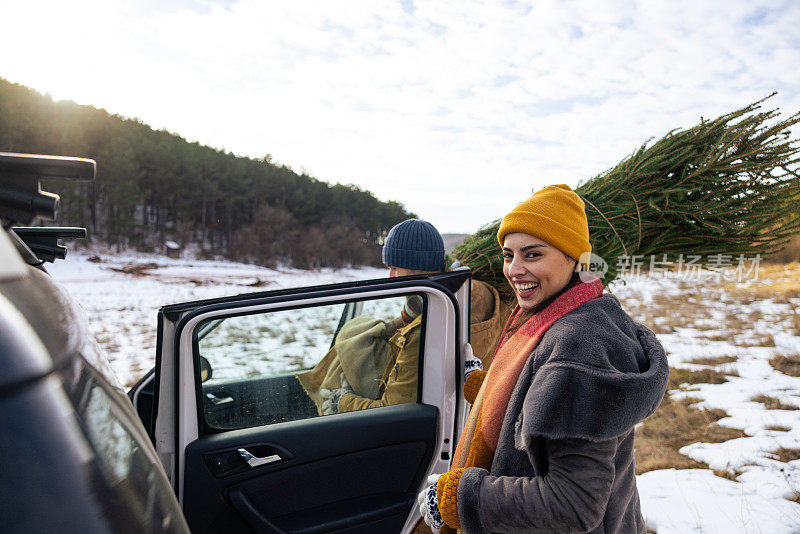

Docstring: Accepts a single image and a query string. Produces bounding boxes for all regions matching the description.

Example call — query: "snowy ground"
[47,252,388,385]
[48,252,800,533]
[611,269,800,533]
[197,294,403,382]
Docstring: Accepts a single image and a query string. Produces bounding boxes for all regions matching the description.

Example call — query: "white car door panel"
[142,271,471,534]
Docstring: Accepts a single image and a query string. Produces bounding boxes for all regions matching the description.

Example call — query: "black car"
[0,153,190,533]
[0,152,472,534]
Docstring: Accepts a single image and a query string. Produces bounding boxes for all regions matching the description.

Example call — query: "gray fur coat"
[457,294,668,533]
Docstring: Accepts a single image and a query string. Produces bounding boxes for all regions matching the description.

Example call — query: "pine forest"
[0,77,414,268]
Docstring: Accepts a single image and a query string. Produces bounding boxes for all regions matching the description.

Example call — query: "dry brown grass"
[644,320,675,335]
[765,235,800,264]
[751,394,799,411]
[720,262,800,299]
[624,263,800,484]
[669,367,735,389]
[766,424,792,432]
[635,395,746,475]
[713,468,744,481]
[686,355,738,366]
[792,308,800,336]
[696,333,734,342]
[748,308,763,321]
[736,334,775,347]
[770,353,800,377]
[108,262,162,276]
[766,447,800,463]
[623,293,710,333]
[623,265,799,342]
[735,333,777,347]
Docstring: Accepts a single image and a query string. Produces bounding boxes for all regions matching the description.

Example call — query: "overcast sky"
[2,0,798,233]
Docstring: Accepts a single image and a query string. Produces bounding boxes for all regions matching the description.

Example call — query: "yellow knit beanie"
[496,184,591,261]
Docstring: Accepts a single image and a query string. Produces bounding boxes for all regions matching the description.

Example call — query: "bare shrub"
[317,218,382,267]
[290,225,329,269]
[230,205,299,267]
[228,206,383,269]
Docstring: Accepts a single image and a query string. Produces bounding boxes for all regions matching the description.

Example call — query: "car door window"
[196,293,425,432]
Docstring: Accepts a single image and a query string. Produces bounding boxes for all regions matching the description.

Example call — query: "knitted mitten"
[320,384,353,414]
[417,474,444,531]
[463,343,483,378]
[463,343,485,404]
[464,357,483,377]
[463,370,487,404]
[436,468,466,530]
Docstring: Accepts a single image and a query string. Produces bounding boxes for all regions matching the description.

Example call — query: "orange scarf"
[452,278,603,470]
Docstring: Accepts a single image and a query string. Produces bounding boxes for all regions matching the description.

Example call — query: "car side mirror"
[200,355,213,382]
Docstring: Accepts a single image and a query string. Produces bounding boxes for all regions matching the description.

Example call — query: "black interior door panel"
[183,403,438,534]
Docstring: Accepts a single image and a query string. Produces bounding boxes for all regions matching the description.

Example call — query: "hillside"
[441,233,468,253]
[0,78,414,267]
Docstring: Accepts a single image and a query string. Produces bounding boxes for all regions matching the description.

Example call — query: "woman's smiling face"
[502,232,578,310]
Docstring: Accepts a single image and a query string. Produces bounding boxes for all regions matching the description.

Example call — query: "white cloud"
[1,0,798,233]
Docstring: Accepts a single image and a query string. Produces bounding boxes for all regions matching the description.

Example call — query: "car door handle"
[238,448,282,467]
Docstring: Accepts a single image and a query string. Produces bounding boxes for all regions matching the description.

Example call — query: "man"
[323,219,510,414]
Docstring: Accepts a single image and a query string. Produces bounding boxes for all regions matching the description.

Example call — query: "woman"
[417,184,669,533]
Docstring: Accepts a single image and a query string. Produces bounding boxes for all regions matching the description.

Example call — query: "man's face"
[387,266,435,278]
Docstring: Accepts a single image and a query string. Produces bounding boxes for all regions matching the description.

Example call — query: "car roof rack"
[1,152,95,266]
[11,227,88,263]
[0,152,95,225]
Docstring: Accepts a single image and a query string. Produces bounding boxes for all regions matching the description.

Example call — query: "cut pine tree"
[452,94,800,296]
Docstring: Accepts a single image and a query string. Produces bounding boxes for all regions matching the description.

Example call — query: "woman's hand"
[463,343,483,380]
[416,474,444,532]
[463,343,486,404]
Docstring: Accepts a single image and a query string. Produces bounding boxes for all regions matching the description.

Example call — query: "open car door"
[141,270,471,534]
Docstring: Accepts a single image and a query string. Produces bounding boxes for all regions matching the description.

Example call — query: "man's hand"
[384,315,405,337]
[320,373,354,415]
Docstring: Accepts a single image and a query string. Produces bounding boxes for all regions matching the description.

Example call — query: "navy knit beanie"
[382,219,445,271]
